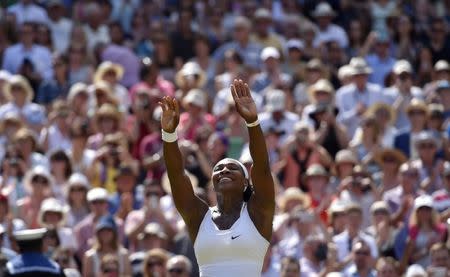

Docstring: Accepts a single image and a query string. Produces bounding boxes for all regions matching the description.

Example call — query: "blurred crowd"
[0,0,449,276]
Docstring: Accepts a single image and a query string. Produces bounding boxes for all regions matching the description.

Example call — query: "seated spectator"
[82,3,110,52]
[67,42,94,85]
[166,255,192,277]
[345,239,377,277]
[83,215,131,277]
[174,62,207,100]
[36,53,71,106]
[16,166,53,229]
[375,257,399,277]
[300,235,328,276]
[365,103,398,148]
[279,256,300,277]
[311,3,348,49]
[37,198,77,253]
[40,100,72,154]
[142,248,170,277]
[428,243,450,274]
[0,75,46,132]
[65,173,90,228]
[372,148,407,193]
[364,34,396,87]
[67,83,90,120]
[87,104,122,151]
[293,59,326,111]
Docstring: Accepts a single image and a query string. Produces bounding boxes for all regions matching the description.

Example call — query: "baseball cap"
[260,47,280,61]
[286,39,304,51]
[265,90,285,112]
[393,60,413,75]
[87,188,109,202]
[414,195,434,210]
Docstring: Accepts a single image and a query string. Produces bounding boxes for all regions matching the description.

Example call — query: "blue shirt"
[2,44,53,80]
[366,54,396,86]
[6,252,64,276]
[109,185,145,215]
[213,41,262,69]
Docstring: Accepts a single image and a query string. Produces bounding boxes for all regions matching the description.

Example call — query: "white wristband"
[246,119,260,128]
[162,129,178,143]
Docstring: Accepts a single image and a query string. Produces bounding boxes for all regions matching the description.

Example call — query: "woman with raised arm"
[159,79,275,276]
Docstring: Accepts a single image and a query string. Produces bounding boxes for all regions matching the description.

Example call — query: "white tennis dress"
[194,203,269,277]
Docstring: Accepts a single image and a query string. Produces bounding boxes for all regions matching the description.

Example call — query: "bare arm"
[159,97,208,242]
[231,80,275,241]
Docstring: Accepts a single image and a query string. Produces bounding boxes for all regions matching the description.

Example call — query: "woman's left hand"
[231,79,258,124]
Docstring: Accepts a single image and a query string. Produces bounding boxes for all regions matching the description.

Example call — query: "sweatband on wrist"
[162,129,178,143]
[246,119,260,128]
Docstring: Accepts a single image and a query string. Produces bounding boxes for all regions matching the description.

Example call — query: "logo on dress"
[231,235,241,240]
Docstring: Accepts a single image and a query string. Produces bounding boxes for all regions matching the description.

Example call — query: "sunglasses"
[91,200,107,205]
[147,261,163,267]
[168,268,185,274]
[355,251,370,256]
[102,268,118,273]
[408,110,425,116]
[145,191,159,197]
[418,143,436,149]
[32,176,49,185]
[382,156,397,163]
[71,186,86,192]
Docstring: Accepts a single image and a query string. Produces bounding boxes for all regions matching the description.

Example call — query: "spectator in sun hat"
[427,104,446,134]
[404,194,446,268]
[434,80,450,119]
[37,197,77,253]
[434,60,450,81]
[303,164,332,223]
[293,58,327,109]
[65,173,90,228]
[281,39,305,80]
[336,57,387,138]
[251,8,283,51]
[93,61,130,112]
[39,100,73,154]
[0,75,46,131]
[259,89,300,144]
[251,46,292,94]
[66,82,90,119]
[17,166,54,229]
[337,64,355,86]
[393,98,429,159]
[333,149,358,187]
[74,187,124,261]
[12,127,48,170]
[312,2,348,48]
[372,148,407,191]
[384,59,425,129]
[175,61,207,98]
[87,103,122,150]
[178,88,215,141]
[411,130,445,194]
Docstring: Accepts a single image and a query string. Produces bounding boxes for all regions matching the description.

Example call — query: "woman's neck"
[216,193,243,216]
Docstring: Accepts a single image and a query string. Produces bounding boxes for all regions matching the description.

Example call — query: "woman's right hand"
[158,96,180,133]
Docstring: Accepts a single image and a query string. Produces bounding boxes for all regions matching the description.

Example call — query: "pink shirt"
[178,112,216,141]
[129,79,175,104]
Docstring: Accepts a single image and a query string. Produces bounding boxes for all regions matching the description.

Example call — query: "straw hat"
[93,61,124,83]
[406,98,428,115]
[89,80,113,96]
[335,149,358,165]
[307,79,335,102]
[175,62,207,88]
[4,75,34,102]
[95,103,121,122]
[374,148,407,166]
[304,164,329,182]
[182,89,207,109]
[0,111,23,133]
[349,57,372,75]
[365,102,396,126]
[67,82,89,103]
[278,187,311,212]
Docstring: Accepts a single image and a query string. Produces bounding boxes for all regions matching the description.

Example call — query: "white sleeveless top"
[194,203,269,277]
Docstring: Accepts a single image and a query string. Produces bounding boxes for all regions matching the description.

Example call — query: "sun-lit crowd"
[0,0,450,276]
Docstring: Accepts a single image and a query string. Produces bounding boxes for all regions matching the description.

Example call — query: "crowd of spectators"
[0,0,450,276]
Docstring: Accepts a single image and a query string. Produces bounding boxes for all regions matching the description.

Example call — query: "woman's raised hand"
[158,96,180,133]
[230,79,258,124]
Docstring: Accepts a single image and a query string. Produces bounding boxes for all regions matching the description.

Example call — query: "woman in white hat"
[159,79,274,277]
[178,89,215,141]
[17,166,54,229]
[65,173,90,227]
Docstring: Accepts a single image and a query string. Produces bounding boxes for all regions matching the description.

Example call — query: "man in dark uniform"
[5,228,65,276]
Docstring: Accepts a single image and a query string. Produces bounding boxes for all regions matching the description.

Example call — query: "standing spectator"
[39,101,72,154]
[345,240,377,277]
[364,34,396,87]
[174,62,207,100]
[250,8,283,52]
[11,128,48,170]
[83,214,131,277]
[74,188,124,261]
[67,43,93,85]
[36,53,71,106]
[251,47,291,94]
[67,118,94,175]
[385,60,424,129]
[142,248,170,277]
[0,193,25,250]
[349,115,382,162]
[293,59,326,111]
[7,0,49,26]
[46,0,72,54]
[171,9,196,63]
[373,148,407,193]
[2,23,53,81]
[299,235,328,276]
[424,17,450,64]
[312,2,349,49]
[82,3,110,52]
[435,81,450,120]
[393,99,429,159]
[213,16,262,71]
[279,256,300,277]
[336,57,387,138]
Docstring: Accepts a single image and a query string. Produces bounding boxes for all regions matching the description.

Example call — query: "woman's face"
[377,262,397,277]
[102,70,117,84]
[98,117,117,133]
[371,210,389,226]
[362,122,376,139]
[51,160,67,176]
[337,162,354,178]
[212,159,246,194]
[381,155,400,171]
[31,175,51,196]
[146,257,166,277]
[97,228,115,245]
[43,211,63,226]
[69,186,87,203]
[10,85,27,104]
[416,206,432,223]
[194,40,210,57]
